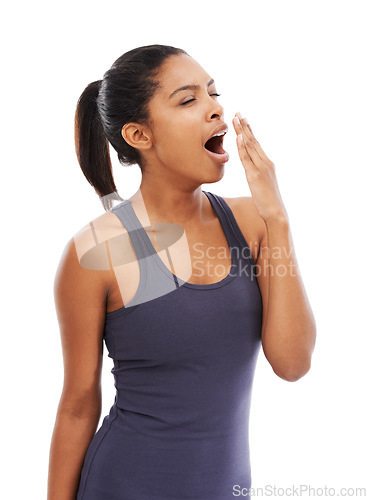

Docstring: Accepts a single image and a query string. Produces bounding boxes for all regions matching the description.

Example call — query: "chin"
[201,163,226,184]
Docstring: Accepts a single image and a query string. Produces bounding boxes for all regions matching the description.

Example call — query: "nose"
[207,96,224,120]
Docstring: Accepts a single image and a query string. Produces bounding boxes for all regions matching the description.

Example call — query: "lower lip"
[203,146,230,163]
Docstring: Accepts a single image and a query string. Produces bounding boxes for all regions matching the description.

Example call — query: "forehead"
[158,54,213,95]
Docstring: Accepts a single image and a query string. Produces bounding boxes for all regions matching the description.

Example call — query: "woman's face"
[137,53,229,186]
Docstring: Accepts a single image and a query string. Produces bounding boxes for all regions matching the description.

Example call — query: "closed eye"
[181,93,221,106]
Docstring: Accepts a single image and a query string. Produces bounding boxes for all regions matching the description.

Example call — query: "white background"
[1,0,366,498]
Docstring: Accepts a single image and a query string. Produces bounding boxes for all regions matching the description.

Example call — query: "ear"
[121,123,152,150]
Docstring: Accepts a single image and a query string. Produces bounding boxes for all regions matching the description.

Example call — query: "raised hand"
[232,113,288,223]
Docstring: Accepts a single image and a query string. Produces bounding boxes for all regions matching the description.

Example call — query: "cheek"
[159,127,195,152]
[150,109,201,160]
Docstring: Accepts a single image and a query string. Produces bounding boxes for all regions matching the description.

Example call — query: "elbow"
[57,388,102,420]
[267,325,317,383]
[275,357,312,382]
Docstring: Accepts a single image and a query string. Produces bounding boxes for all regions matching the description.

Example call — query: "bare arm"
[231,113,317,382]
[256,214,317,381]
[47,236,109,499]
[232,195,316,382]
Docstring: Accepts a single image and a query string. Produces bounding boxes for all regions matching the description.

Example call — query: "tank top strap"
[110,200,154,262]
[109,200,183,308]
[203,191,256,267]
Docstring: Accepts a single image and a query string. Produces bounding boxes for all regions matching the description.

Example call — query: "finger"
[232,114,254,146]
[234,114,273,166]
[236,133,258,175]
[232,114,248,138]
[233,115,260,156]
[241,134,265,170]
[233,117,264,169]
[233,114,252,140]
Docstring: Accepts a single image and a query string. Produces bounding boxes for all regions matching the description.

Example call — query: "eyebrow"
[168,78,215,99]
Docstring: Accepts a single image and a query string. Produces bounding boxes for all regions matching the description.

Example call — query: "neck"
[129,182,209,225]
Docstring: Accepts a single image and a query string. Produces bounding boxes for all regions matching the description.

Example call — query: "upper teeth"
[212,131,225,138]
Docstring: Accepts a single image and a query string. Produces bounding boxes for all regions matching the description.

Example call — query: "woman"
[47,44,316,499]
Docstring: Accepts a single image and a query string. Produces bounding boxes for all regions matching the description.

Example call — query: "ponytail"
[74,80,123,211]
[74,45,189,211]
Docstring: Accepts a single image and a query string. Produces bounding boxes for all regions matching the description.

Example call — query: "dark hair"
[74,44,189,210]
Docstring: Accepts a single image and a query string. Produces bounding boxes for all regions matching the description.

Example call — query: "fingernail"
[238,112,249,125]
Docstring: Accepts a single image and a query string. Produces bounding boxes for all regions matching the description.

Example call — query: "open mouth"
[203,133,229,162]
[204,134,226,155]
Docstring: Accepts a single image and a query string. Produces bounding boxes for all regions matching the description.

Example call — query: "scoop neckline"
[124,190,239,290]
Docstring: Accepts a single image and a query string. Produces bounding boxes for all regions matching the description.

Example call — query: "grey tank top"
[76,190,263,500]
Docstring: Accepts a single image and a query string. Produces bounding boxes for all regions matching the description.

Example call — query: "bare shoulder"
[67,207,137,297]
[73,209,128,261]
[58,209,124,283]
[53,210,122,337]
[222,195,266,263]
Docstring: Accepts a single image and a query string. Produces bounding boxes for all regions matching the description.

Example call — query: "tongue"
[204,136,224,154]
